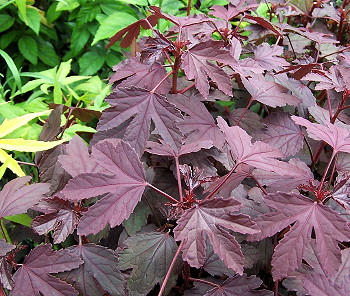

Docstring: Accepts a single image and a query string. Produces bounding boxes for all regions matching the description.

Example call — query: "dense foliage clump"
[0,0,350,295]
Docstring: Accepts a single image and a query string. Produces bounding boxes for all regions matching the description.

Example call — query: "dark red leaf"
[0,240,15,257]
[0,177,49,218]
[248,192,350,280]
[61,244,125,296]
[61,140,147,235]
[98,87,183,155]
[174,197,259,274]
[181,41,233,98]
[10,244,83,296]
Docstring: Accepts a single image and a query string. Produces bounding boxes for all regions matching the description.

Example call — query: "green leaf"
[78,51,105,75]
[92,12,137,45]
[37,40,60,66]
[18,36,38,65]
[0,14,14,33]
[26,7,41,35]
[0,138,67,152]
[63,123,96,140]
[99,1,138,16]
[0,31,19,49]
[118,0,148,6]
[0,49,22,91]
[16,0,26,23]
[70,25,90,55]
[56,0,80,11]
[46,2,62,23]
[122,201,150,235]
[77,4,100,24]
[0,153,11,179]
[4,214,32,227]
[0,148,25,177]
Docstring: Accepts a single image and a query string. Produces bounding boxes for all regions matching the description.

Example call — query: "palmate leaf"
[302,274,348,296]
[241,74,302,108]
[174,197,259,274]
[60,244,125,296]
[171,94,225,148]
[254,111,304,157]
[97,86,183,155]
[10,244,83,296]
[61,139,147,235]
[187,274,273,296]
[0,176,49,218]
[248,192,350,280]
[292,116,350,154]
[181,40,233,98]
[217,117,304,176]
[119,232,182,295]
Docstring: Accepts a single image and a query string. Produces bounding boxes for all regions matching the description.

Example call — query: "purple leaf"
[217,117,304,176]
[302,274,348,296]
[0,177,49,218]
[0,257,13,290]
[58,136,103,177]
[110,58,170,94]
[119,232,182,295]
[61,140,147,235]
[248,192,350,280]
[181,40,233,98]
[228,108,264,135]
[241,75,302,108]
[171,94,225,148]
[31,198,79,244]
[254,111,304,157]
[0,239,15,257]
[252,43,290,71]
[10,244,83,296]
[174,197,259,274]
[292,116,350,154]
[97,87,183,155]
[61,244,124,296]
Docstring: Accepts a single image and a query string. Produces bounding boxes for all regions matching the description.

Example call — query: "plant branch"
[147,183,179,204]
[186,0,192,16]
[250,175,268,195]
[0,219,11,243]
[203,162,240,202]
[151,71,173,93]
[174,156,184,204]
[158,241,184,296]
[318,152,336,193]
[234,98,252,126]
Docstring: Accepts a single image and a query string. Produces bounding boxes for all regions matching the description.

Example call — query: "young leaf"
[174,197,259,274]
[31,198,79,244]
[181,40,233,98]
[217,117,303,176]
[248,192,350,280]
[61,244,125,296]
[0,177,49,218]
[61,139,147,235]
[119,232,182,295]
[292,116,350,154]
[10,244,83,296]
[97,87,183,155]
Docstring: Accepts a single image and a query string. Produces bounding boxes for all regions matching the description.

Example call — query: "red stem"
[177,83,195,94]
[171,56,181,93]
[147,183,179,204]
[158,241,184,296]
[151,71,174,93]
[203,162,240,202]
[318,152,336,194]
[174,156,184,204]
[188,277,220,288]
[235,98,252,126]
